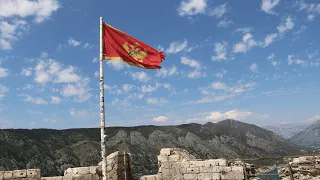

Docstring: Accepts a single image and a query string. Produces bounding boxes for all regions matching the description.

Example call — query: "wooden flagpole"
[99,16,107,180]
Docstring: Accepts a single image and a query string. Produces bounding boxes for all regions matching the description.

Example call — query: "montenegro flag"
[102,23,165,69]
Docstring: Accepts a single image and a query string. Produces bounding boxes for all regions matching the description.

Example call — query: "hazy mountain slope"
[0,120,305,177]
[263,123,310,139]
[290,120,320,148]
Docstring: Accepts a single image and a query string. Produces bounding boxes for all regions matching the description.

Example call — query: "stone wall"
[0,151,132,180]
[278,155,320,180]
[140,148,245,180]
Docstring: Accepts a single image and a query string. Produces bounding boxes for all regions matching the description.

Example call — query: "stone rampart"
[140,148,245,180]
[0,151,132,180]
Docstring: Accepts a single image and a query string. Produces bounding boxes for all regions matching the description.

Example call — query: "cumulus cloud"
[21,68,32,76]
[68,38,81,47]
[0,84,9,100]
[214,69,228,79]
[233,33,258,53]
[264,33,278,47]
[60,77,92,102]
[70,108,95,117]
[250,63,259,73]
[268,53,280,66]
[106,60,127,70]
[216,18,233,28]
[206,110,253,121]
[153,116,168,122]
[277,16,295,34]
[178,0,207,16]
[51,96,61,104]
[130,71,151,82]
[0,0,60,49]
[146,97,168,104]
[209,3,228,18]
[156,66,179,77]
[0,0,60,23]
[287,55,306,66]
[261,0,280,15]
[165,40,188,54]
[212,41,228,61]
[181,57,201,69]
[0,66,8,78]
[20,94,48,104]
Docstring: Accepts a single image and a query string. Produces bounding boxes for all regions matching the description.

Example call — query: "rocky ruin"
[0,148,319,180]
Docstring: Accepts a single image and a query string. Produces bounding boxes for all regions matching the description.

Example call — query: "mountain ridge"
[0,119,308,177]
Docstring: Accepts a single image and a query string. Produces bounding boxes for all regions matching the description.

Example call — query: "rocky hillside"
[263,123,310,139]
[0,119,306,177]
[290,120,320,148]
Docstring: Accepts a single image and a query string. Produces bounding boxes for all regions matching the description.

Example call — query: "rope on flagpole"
[99,16,107,180]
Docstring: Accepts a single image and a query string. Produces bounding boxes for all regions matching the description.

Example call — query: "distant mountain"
[290,120,320,148]
[263,123,310,139]
[0,119,306,177]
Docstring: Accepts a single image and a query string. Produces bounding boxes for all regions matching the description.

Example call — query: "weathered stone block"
[173,173,183,180]
[204,159,227,167]
[212,173,221,180]
[160,162,174,169]
[200,166,223,173]
[27,169,40,179]
[183,173,198,180]
[51,176,63,180]
[198,173,212,180]
[158,155,168,162]
[189,161,205,167]
[180,167,199,174]
[220,172,244,180]
[220,167,232,173]
[76,167,90,175]
[41,177,53,180]
[176,162,190,168]
[13,170,27,178]
[231,166,244,173]
[160,149,171,156]
[0,172,4,180]
[167,155,180,162]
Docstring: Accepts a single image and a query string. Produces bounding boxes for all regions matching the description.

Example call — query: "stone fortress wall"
[0,148,319,180]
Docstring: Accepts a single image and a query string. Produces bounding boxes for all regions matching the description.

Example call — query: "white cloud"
[277,16,295,34]
[55,66,81,83]
[0,84,9,100]
[130,71,151,82]
[298,1,320,21]
[92,57,98,63]
[26,109,42,115]
[268,53,280,66]
[209,3,228,18]
[153,116,168,122]
[212,41,228,61]
[287,55,306,66]
[156,45,165,52]
[206,110,253,121]
[235,27,253,34]
[60,77,92,102]
[141,85,158,93]
[0,19,27,50]
[21,94,48,104]
[216,18,233,28]
[83,43,93,49]
[51,96,61,104]
[106,60,127,70]
[264,33,278,47]
[307,115,320,122]
[44,118,56,124]
[261,0,280,15]
[21,68,32,76]
[181,57,201,69]
[215,69,228,79]
[70,108,95,117]
[94,71,99,78]
[146,97,168,104]
[23,84,33,90]
[233,33,258,53]
[210,81,256,94]
[123,84,135,92]
[178,0,207,16]
[0,66,8,78]
[187,70,202,79]
[165,40,188,54]
[250,63,259,73]
[68,38,81,47]
[0,0,60,23]
[156,66,179,77]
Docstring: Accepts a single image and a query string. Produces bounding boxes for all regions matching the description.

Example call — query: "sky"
[0,0,320,129]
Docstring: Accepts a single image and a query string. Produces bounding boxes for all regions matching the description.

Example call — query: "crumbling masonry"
[0,148,319,180]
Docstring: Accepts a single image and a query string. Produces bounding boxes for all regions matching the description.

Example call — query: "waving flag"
[102,23,165,69]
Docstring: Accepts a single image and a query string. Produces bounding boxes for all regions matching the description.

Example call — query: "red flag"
[102,23,165,69]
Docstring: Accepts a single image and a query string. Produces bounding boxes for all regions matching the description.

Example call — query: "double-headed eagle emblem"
[122,42,147,63]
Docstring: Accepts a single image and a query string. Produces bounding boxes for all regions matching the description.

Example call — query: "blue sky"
[0,0,320,129]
